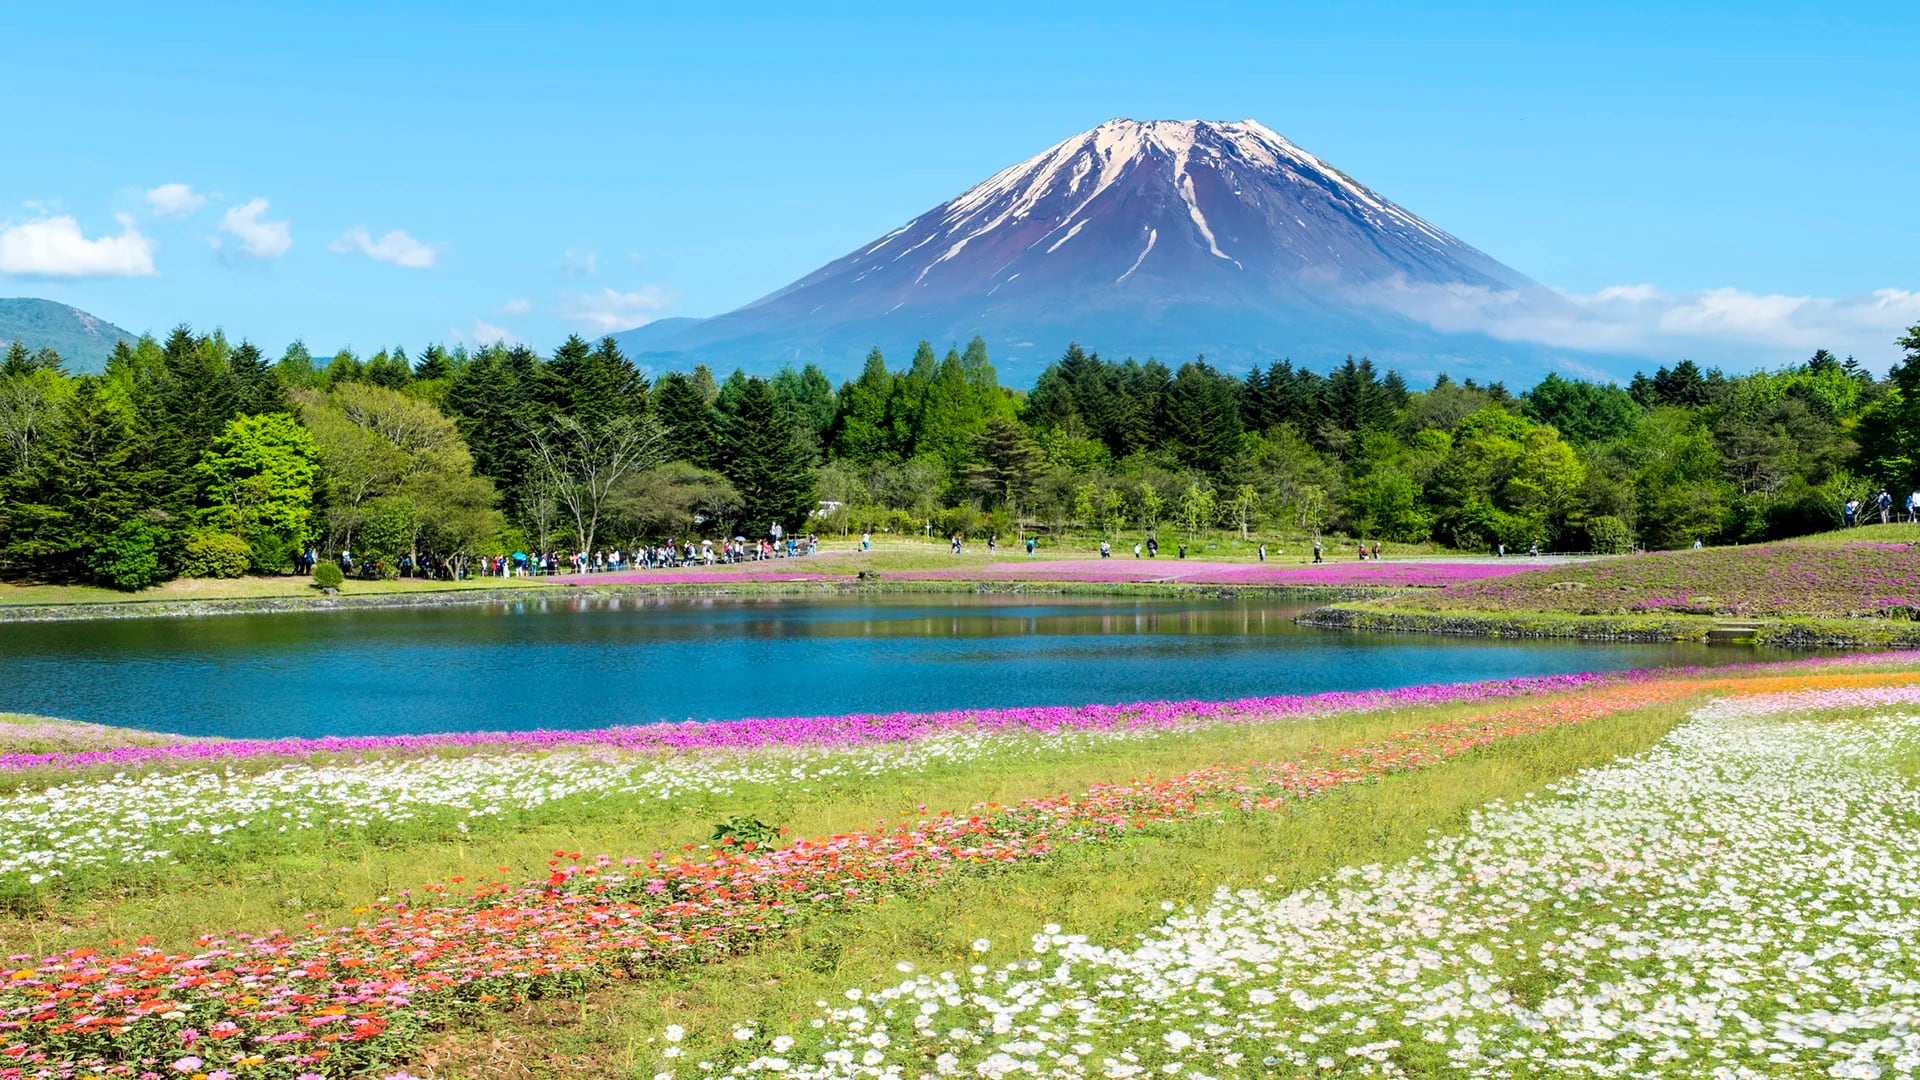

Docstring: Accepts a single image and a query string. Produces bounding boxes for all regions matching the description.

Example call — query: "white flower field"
[743,692,1920,1078]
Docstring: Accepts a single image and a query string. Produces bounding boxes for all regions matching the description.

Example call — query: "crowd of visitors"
[307,532,823,581]
[476,534,822,577]
[1842,488,1920,527]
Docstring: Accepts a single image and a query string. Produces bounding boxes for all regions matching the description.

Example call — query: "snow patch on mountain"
[1117,228,1157,284]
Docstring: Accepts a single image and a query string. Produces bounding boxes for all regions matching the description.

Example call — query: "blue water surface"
[0,594,1787,738]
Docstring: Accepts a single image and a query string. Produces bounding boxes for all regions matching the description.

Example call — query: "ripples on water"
[0,594,1789,738]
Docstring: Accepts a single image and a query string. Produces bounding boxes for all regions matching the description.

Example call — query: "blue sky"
[2,1,1915,368]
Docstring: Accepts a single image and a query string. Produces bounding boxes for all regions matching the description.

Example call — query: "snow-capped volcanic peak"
[934,118,1434,263]
[753,118,1526,319]
[622,117,1544,377]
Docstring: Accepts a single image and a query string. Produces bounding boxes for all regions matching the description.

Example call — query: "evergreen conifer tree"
[722,377,815,531]
[0,378,163,583]
[653,371,722,468]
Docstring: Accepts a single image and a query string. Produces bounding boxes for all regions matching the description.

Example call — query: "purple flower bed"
[887,559,1541,587]
[545,558,1538,590]
[1391,542,1920,618]
[5,651,1913,774]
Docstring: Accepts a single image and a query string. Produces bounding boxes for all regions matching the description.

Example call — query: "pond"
[0,594,1793,738]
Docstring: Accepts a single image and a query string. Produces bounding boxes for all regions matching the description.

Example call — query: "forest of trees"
[1,321,1917,589]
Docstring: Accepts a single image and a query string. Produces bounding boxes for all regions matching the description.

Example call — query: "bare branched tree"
[523,413,667,554]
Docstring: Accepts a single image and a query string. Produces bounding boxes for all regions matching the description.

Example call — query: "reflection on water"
[0,594,1790,739]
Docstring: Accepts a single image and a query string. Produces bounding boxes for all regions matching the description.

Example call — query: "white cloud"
[145,183,207,218]
[1352,276,1920,368]
[329,227,438,269]
[563,248,598,277]
[0,214,156,277]
[499,298,534,316]
[217,198,291,258]
[455,319,525,347]
[558,286,676,333]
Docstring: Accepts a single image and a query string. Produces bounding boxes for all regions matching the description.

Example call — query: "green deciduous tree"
[298,382,503,562]
[1853,325,1920,489]
[830,349,898,463]
[610,461,743,538]
[196,412,320,571]
[1520,374,1641,445]
[525,413,667,554]
[0,367,73,477]
[1177,480,1218,540]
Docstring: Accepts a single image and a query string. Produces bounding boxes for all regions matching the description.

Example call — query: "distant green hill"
[0,298,134,373]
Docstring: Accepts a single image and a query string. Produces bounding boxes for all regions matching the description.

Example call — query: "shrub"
[88,521,168,592]
[1587,515,1634,555]
[312,560,345,589]
[178,532,253,579]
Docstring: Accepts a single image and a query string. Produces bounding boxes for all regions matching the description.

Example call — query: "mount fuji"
[617,119,1580,380]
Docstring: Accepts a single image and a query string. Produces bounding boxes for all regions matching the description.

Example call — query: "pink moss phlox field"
[0,673,1605,772]
[1390,541,1920,618]
[551,559,1540,590]
[883,559,1542,587]
[6,652,1917,775]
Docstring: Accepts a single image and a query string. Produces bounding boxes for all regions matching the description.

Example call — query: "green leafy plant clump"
[88,520,168,592]
[710,814,783,848]
[178,531,254,579]
[311,560,345,589]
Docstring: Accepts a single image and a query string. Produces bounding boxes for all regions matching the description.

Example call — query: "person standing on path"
[1025,535,1036,557]
[1879,489,1894,524]
[1312,538,1323,564]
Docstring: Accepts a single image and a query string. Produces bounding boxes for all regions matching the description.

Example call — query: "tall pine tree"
[653,371,722,468]
[0,378,163,583]
[722,377,815,531]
